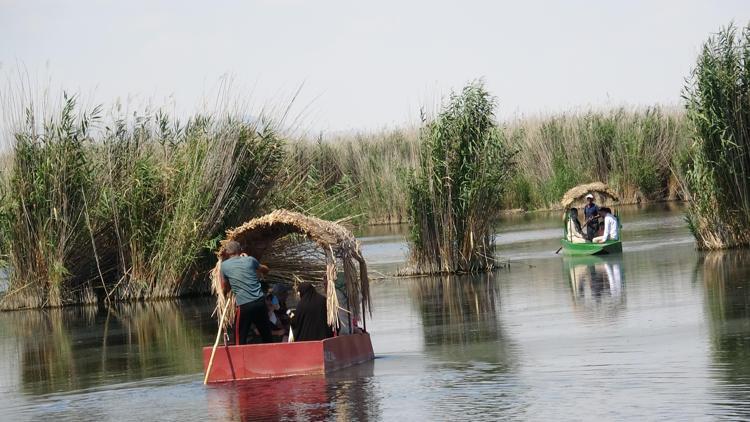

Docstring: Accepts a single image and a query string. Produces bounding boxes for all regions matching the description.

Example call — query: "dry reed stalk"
[560,182,620,209]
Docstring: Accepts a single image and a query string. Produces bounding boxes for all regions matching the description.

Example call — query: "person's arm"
[603,216,612,241]
[247,256,269,276]
[217,261,230,295]
[612,216,620,240]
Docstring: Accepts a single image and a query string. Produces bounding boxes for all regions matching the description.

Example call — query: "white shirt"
[602,214,619,241]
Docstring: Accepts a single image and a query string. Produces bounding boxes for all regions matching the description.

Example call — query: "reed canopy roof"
[560,182,620,209]
[212,209,371,329]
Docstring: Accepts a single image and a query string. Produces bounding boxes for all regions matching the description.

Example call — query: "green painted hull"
[560,239,622,256]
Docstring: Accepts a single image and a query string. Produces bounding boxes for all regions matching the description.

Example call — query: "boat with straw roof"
[202,210,374,383]
[560,182,623,256]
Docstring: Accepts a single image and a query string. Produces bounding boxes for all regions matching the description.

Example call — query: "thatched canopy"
[560,182,620,209]
[211,209,371,331]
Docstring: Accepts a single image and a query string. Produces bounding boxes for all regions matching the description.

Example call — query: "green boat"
[560,238,622,256]
[559,182,622,256]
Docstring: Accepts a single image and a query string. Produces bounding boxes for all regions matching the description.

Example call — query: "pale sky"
[2,0,749,133]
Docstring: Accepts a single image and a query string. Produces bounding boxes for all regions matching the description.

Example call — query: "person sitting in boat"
[265,293,287,342]
[593,207,619,243]
[566,208,587,243]
[583,194,600,240]
[291,282,333,342]
[219,240,273,345]
[271,283,291,340]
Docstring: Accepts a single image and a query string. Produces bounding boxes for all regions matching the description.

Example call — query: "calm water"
[2,203,750,421]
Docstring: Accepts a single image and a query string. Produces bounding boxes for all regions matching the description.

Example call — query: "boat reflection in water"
[700,250,750,418]
[564,256,625,316]
[206,360,378,421]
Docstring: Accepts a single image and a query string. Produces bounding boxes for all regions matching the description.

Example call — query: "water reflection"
[408,274,522,417]
[700,251,750,418]
[2,300,215,395]
[207,361,379,421]
[412,274,501,346]
[564,256,625,317]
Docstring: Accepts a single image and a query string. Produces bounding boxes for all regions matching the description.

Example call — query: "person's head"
[272,283,289,302]
[298,282,315,298]
[600,207,611,215]
[569,207,579,217]
[585,194,594,204]
[221,240,243,260]
[265,293,279,311]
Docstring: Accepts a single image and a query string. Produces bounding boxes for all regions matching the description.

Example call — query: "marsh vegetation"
[680,23,750,249]
[3,22,750,308]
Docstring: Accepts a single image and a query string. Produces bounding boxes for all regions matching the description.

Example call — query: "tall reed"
[0,96,286,309]
[682,23,750,249]
[280,129,419,224]
[508,108,687,209]
[0,95,99,308]
[406,82,516,274]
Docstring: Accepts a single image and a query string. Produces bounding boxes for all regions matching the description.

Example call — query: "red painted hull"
[202,333,374,383]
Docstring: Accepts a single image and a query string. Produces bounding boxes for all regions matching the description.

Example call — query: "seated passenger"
[265,293,286,341]
[566,208,587,243]
[593,207,619,243]
[271,283,291,339]
[291,282,333,342]
[583,194,600,240]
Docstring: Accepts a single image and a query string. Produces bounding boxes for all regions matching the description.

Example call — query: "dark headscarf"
[292,283,333,341]
[569,208,583,233]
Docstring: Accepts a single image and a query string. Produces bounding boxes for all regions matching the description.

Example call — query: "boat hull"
[561,239,622,256]
[202,332,374,383]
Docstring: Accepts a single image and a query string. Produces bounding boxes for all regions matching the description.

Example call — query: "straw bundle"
[560,182,620,209]
[210,209,370,330]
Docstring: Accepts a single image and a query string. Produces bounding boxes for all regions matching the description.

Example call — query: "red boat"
[203,210,376,383]
[202,332,374,383]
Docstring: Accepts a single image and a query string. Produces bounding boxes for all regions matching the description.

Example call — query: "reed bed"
[0,76,702,308]
[0,94,287,310]
[406,82,517,274]
[507,107,688,209]
[294,108,689,223]
[282,129,420,224]
[680,23,750,250]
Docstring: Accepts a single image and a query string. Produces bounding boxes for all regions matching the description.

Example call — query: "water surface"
[2,203,750,420]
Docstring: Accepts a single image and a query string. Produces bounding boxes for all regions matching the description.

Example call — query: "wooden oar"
[204,298,232,385]
[555,247,562,254]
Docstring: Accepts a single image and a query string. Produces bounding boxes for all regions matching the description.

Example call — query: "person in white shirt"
[593,207,618,243]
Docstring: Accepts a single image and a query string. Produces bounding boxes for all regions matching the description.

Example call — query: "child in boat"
[265,293,286,342]
[567,208,587,243]
[593,207,619,243]
[271,284,291,340]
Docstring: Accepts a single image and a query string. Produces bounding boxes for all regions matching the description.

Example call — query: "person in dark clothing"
[567,208,586,243]
[583,194,600,240]
[219,240,272,345]
[291,282,333,342]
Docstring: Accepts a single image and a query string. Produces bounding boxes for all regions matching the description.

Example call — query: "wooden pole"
[204,298,232,385]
